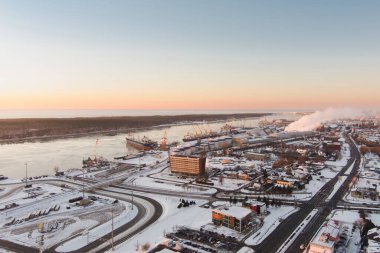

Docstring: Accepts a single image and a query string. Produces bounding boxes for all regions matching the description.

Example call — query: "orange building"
[212,206,253,232]
[169,155,206,176]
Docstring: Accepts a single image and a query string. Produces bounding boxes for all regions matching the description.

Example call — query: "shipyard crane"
[196,125,204,136]
[192,125,200,137]
[93,138,99,160]
[207,124,214,134]
[160,130,167,151]
[200,124,209,135]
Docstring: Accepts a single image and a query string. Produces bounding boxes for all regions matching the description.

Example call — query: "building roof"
[158,249,177,253]
[310,220,340,249]
[213,206,252,220]
[245,200,266,206]
[368,227,380,242]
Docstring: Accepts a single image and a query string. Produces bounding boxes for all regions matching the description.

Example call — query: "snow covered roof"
[368,227,380,242]
[213,206,252,220]
[158,249,177,253]
[323,220,340,239]
[245,200,266,206]
[237,246,255,253]
[310,220,340,248]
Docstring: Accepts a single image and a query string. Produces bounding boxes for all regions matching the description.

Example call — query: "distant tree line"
[0,113,270,142]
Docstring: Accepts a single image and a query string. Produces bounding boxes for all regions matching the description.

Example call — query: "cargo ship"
[126,136,158,151]
[182,132,222,142]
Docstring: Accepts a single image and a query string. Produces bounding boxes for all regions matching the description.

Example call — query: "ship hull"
[126,138,156,151]
[182,133,223,142]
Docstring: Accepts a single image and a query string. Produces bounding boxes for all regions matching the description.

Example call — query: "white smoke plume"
[285,107,376,132]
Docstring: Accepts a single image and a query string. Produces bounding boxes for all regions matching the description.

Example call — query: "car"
[203,204,210,208]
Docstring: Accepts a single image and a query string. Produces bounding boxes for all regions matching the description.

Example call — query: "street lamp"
[82,169,85,199]
[131,182,136,210]
[25,163,27,187]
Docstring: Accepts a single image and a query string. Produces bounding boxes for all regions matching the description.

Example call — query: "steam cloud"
[285,107,376,132]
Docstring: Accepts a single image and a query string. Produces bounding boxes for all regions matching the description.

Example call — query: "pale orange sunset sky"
[1,1,380,110]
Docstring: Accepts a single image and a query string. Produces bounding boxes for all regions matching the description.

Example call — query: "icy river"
[0,113,300,178]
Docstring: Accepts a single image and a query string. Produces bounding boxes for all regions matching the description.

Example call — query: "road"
[0,179,163,253]
[251,133,361,253]
[276,134,361,253]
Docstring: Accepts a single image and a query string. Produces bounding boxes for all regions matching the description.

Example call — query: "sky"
[0,0,379,111]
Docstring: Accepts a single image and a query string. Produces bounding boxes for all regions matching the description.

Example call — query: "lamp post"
[82,169,85,199]
[111,208,114,250]
[131,182,136,210]
[25,163,28,187]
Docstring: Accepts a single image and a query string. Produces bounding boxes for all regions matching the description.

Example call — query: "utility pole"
[82,169,85,199]
[131,183,134,210]
[111,208,114,250]
[25,163,28,187]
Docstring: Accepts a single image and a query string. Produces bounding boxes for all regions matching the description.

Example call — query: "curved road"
[0,180,163,253]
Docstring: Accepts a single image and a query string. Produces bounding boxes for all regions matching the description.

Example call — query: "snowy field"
[0,183,132,251]
[110,194,210,253]
[329,209,380,225]
[210,177,249,191]
[56,201,137,252]
[129,176,216,194]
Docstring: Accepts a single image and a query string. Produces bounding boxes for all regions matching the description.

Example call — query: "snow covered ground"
[0,249,14,253]
[0,183,131,251]
[130,176,216,194]
[119,151,168,166]
[56,201,137,252]
[329,209,380,225]
[207,157,260,171]
[210,177,249,191]
[109,194,210,253]
[0,178,22,185]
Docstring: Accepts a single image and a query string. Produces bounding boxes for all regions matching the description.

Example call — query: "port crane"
[93,138,99,160]
[196,125,203,136]
[200,124,209,135]
[192,125,200,138]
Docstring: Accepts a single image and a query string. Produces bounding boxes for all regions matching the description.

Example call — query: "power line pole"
[82,169,85,199]
[132,186,134,210]
[25,163,28,187]
[111,208,114,250]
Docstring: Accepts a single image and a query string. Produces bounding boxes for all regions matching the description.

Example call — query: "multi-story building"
[169,155,206,176]
[212,206,253,233]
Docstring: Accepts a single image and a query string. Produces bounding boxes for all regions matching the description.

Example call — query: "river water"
[0,113,300,179]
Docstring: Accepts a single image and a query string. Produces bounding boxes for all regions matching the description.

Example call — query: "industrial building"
[169,155,206,176]
[245,152,268,161]
[212,206,253,233]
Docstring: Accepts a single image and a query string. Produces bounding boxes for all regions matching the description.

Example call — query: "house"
[243,200,267,215]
